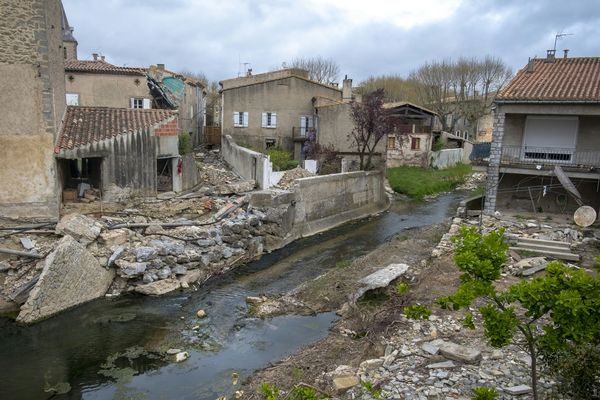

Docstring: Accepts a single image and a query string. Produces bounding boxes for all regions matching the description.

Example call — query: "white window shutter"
[300,116,306,135]
[243,112,249,127]
[307,116,313,128]
[66,93,79,106]
[271,113,277,127]
[142,98,151,109]
[130,98,135,108]
[233,112,239,127]
[261,113,267,128]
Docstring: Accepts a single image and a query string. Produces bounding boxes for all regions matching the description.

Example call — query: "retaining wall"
[431,148,465,169]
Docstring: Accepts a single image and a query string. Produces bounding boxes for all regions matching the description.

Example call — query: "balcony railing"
[292,127,315,141]
[500,145,600,168]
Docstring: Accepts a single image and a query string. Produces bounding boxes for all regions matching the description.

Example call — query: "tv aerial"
[553,32,573,51]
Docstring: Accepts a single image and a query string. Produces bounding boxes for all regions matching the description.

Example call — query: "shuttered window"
[233,112,248,127]
[262,112,277,128]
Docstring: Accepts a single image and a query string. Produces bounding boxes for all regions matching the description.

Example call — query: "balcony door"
[522,116,578,163]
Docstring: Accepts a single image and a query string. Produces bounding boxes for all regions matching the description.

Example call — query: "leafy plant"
[361,381,381,399]
[261,383,279,400]
[178,133,193,155]
[395,282,409,296]
[403,304,431,320]
[471,386,498,400]
[268,148,295,171]
[433,226,600,400]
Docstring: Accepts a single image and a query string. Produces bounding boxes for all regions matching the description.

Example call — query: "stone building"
[485,52,600,215]
[220,69,344,156]
[0,0,67,220]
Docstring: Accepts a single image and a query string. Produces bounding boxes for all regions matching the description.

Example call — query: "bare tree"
[356,75,423,104]
[177,69,209,87]
[289,56,340,84]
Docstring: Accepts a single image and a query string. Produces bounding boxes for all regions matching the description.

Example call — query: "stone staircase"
[509,237,580,262]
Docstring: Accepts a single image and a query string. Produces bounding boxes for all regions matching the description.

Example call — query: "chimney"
[563,49,569,59]
[545,49,556,62]
[342,75,353,101]
[527,57,535,73]
[92,53,98,61]
[100,55,105,61]
[157,63,165,70]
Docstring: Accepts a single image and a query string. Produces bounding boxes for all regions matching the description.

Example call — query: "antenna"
[553,32,573,51]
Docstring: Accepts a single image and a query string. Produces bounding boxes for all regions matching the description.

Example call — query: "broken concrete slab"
[352,263,409,303]
[20,237,35,250]
[134,279,181,296]
[332,374,360,393]
[56,214,102,244]
[515,257,547,270]
[522,264,548,277]
[426,360,456,369]
[16,236,114,324]
[99,229,129,247]
[438,341,482,364]
[421,342,440,355]
[504,385,532,395]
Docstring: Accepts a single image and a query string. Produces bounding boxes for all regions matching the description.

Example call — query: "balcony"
[500,145,600,168]
[292,127,314,142]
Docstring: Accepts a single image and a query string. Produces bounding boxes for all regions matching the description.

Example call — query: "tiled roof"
[64,60,146,76]
[497,57,600,103]
[56,106,175,152]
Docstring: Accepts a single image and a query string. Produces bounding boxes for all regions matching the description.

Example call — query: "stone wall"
[0,0,66,220]
[484,110,505,214]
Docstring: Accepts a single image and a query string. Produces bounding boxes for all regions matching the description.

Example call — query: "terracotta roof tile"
[56,106,176,152]
[64,59,146,76]
[497,57,600,103]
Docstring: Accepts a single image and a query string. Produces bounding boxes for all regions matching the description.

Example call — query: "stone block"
[135,279,181,296]
[56,214,102,244]
[438,341,481,364]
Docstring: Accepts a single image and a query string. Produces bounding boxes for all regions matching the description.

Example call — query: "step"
[514,242,572,253]
[516,237,571,249]
[509,247,580,262]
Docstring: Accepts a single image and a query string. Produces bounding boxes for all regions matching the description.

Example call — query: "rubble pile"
[456,172,487,192]
[275,167,314,189]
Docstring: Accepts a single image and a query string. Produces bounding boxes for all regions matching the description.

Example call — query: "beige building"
[0,0,67,220]
[220,69,345,155]
[485,52,600,214]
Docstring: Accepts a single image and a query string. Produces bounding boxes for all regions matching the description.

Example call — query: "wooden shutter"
[243,112,249,127]
[271,113,277,127]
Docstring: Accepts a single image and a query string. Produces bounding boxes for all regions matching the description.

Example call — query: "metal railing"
[292,127,315,141]
[500,145,600,167]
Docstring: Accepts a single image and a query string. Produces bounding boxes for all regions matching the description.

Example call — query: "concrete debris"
[352,263,409,302]
[275,167,314,189]
[438,340,482,364]
[20,237,35,250]
[134,278,180,296]
[55,214,103,244]
[17,236,114,324]
[426,360,456,369]
[504,385,532,395]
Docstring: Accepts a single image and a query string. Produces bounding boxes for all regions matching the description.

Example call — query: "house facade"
[485,52,600,215]
[0,0,66,220]
[220,69,344,155]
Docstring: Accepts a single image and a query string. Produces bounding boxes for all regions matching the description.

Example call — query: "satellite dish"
[573,205,597,227]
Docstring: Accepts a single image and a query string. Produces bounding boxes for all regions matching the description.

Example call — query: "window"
[410,137,421,150]
[387,136,396,149]
[522,116,577,163]
[66,93,79,106]
[262,112,277,128]
[299,115,313,136]
[233,112,248,127]
[265,139,276,149]
[130,98,151,109]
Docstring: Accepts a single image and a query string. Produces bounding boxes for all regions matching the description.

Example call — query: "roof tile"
[64,59,146,76]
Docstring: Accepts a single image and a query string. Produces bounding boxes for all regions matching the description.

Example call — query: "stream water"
[0,193,464,400]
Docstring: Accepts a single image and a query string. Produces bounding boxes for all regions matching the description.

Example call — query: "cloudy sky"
[62,0,600,84]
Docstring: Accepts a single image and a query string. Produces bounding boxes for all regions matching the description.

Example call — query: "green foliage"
[542,342,600,399]
[432,138,445,152]
[471,386,498,400]
[361,381,381,399]
[267,148,296,171]
[335,260,351,269]
[178,133,193,155]
[386,164,472,200]
[261,383,280,400]
[396,282,409,296]
[403,304,432,320]
[463,312,475,330]
[441,227,600,400]
[290,385,319,400]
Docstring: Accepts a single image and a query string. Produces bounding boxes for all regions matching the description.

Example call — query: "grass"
[387,163,472,200]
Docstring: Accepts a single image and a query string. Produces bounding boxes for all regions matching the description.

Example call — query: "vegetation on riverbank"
[387,164,472,200]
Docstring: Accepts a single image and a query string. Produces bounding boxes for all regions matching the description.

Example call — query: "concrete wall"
[65,72,150,108]
[292,170,388,237]
[0,0,66,220]
[222,76,342,152]
[181,154,199,191]
[431,148,464,169]
[222,135,268,188]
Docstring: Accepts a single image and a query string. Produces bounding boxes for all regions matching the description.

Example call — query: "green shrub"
[178,133,193,155]
[403,304,431,320]
[261,383,279,400]
[395,282,409,296]
[268,148,294,171]
[471,387,498,400]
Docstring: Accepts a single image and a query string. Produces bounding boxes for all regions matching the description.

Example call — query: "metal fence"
[500,145,600,167]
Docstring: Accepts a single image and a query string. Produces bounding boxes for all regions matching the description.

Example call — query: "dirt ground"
[241,223,465,397]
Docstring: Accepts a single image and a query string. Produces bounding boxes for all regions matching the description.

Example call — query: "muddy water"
[0,193,463,400]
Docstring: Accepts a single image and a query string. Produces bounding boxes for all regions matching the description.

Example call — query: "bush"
[267,148,295,171]
[178,133,193,155]
[471,387,498,400]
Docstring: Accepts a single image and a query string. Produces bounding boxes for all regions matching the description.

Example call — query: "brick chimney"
[545,49,556,63]
[527,57,535,73]
[563,49,569,59]
[100,55,105,61]
[342,75,353,101]
[92,53,98,61]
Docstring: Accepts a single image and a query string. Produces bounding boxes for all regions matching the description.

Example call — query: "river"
[0,193,464,400]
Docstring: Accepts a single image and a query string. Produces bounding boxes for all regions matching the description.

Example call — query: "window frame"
[410,137,421,150]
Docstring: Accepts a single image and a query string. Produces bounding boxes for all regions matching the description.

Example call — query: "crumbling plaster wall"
[65,72,150,108]
[0,0,66,220]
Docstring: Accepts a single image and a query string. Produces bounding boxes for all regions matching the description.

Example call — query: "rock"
[504,385,532,395]
[144,224,163,235]
[522,263,548,276]
[426,361,456,369]
[438,341,482,364]
[107,246,126,267]
[332,374,360,393]
[157,191,176,200]
[246,296,265,304]
[174,351,189,362]
[99,229,129,246]
[166,348,181,355]
[142,272,155,284]
[352,263,409,302]
[157,266,172,280]
[116,260,147,278]
[135,246,158,262]
[150,239,185,256]
[360,359,384,371]
[172,265,187,275]
[515,257,546,270]
[0,261,13,271]
[178,269,204,286]
[221,246,234,259]
[56,214,102,244]
[422,342,440,355]
[135,279,181,296]
[20,237,35,250]
[16,236,114,324]
[196,309,206,318]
